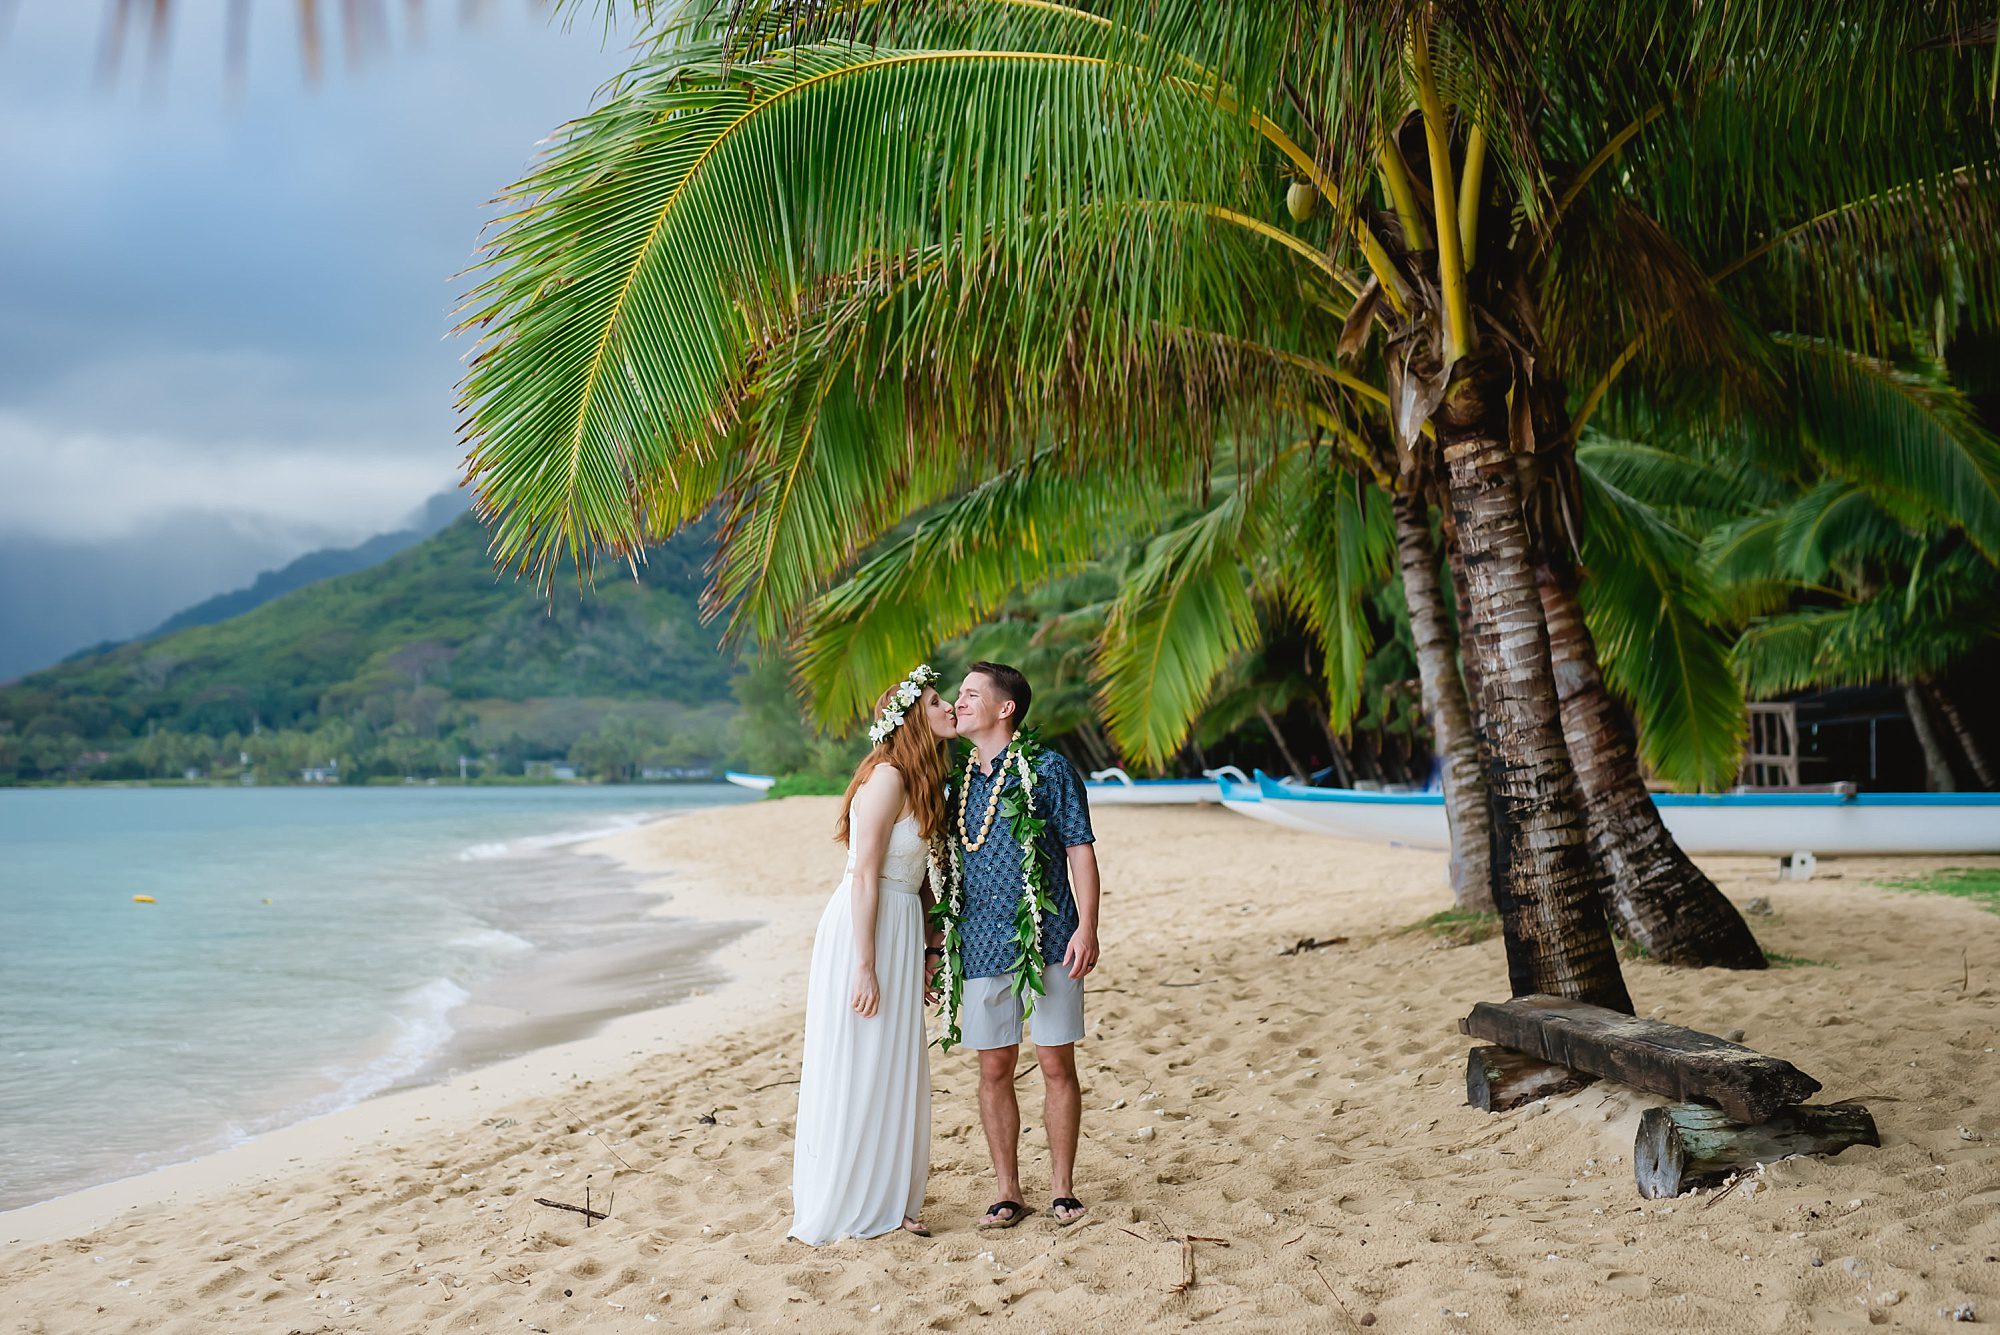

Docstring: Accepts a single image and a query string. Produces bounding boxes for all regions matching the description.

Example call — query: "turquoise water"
[0,785,752,1211]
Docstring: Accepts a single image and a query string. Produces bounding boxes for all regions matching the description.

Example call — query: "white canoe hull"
[1082,767,1250,807]
[1219,783,1332,835]
[1246,775,2000,856]
[1084,779,1225,806]
[724,770,776,792]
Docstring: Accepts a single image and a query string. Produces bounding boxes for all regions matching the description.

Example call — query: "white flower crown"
[867,664,942,745]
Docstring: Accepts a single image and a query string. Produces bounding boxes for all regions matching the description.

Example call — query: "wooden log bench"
[1459,995,1879,1197]
[1459,994,1821,1123]
[1635,1102,1880,1199]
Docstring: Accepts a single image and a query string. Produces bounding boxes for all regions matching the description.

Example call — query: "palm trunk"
[1394,489,1496,913]
[1903,680,1958,792]
[1438,350,1631,1012]
[1311,710,1358,788]
[1257,702,1309,782]
[1537,551,1766,968]
[1924,680,1995,790]
[1438,504,1491,735]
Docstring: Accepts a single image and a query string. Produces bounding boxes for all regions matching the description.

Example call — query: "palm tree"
[456,1,2000,1008]
[794,446,1503,903]
[1594,336,2000,792]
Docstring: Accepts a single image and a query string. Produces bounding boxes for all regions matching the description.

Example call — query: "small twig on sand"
[1280,936,1349,956]
[1160,981,1210,988]
[1166,1235,1230,1294]
[1700,1175,1743,1210]
[1117,1227,1148,1242]
[1168,1237,1195,1293]
[1306,1254,1365,1330]
[752,1077,801,1092]
[534,1196,609,1223]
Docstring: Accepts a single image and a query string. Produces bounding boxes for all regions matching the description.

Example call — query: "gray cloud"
[0,4,629,527]
[0,3,633,667]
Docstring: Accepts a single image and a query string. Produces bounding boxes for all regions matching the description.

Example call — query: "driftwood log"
[1465,1045,1596,1112]
[1635,1102,1879,1199]
[1460,995,1821,1123]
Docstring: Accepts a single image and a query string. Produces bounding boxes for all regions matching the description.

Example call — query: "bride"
[789,665,958,1245]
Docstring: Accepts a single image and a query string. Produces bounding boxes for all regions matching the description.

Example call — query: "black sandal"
[977,1200,1028,1230]
[1050,1196,1088,1226]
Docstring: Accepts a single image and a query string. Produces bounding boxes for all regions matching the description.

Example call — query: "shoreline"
[0,802,799,1248]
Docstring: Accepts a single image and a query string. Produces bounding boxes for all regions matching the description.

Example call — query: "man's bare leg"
[977,1044,1025,1225]
[1037,1041,1085,1220]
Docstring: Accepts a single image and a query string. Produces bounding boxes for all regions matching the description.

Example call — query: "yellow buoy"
[132,895,156,904]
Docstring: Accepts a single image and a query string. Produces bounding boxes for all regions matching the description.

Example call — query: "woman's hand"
[923,947,944,1005]
[851,964,881,1018]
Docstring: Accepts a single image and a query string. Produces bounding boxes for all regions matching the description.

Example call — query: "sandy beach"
[3,797,1997,1332]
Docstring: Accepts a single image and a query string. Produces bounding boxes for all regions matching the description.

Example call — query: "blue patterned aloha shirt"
[956,746,1095,980]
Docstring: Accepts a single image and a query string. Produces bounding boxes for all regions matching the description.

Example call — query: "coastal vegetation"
[457,1,1999,1007]
[0,517,737,784]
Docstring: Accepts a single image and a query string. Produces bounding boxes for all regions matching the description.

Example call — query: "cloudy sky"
[0,2,631,675]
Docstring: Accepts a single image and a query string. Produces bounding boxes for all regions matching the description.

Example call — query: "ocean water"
[0,784,754,1212]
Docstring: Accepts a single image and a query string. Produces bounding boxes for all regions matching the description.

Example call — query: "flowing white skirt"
[788,873,931,1245]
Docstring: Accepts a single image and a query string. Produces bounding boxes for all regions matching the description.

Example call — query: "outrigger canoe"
[1081,766,1251,806]
[723,770,777,792]
[1230,772,2000,856]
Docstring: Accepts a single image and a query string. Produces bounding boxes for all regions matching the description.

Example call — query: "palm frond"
[1575,437,1779,532]
[1767,481,1912,583]
[1277,471,1396,731]
[1577,449,1745,790]
[1781,333,2000,561]
[1095,465,1285,766]
[792,459,1176,730]
[1733,555,2000,695]
[458,29,1270,581]
[707,355,964,643]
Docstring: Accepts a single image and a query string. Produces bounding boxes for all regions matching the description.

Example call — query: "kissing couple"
[788,661,1101,1245]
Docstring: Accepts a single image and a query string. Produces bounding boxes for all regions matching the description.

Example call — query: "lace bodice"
[845,814,930,893]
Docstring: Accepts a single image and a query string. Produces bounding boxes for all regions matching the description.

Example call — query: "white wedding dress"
[788,812,932,1245]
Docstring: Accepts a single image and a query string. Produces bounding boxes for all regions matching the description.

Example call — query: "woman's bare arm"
[845,765,905,1017]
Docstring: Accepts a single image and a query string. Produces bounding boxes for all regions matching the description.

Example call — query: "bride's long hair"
[834,684,952,845]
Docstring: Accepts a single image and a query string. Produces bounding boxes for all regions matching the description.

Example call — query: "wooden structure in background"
[1739,701,1802,788]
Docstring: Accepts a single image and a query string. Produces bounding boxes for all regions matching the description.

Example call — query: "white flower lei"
[867,664,940,745]
[929,730,1056,1051]
[1017,749,1040,939]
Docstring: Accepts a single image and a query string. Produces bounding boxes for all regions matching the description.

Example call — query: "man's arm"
[1063,841,1100,980]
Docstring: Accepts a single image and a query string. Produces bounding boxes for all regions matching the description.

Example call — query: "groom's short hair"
[967,661,1032,730]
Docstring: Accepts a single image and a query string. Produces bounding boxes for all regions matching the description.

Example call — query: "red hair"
[835,684,951,844]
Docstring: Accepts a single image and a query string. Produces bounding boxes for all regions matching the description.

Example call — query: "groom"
[946,662,1100,1229]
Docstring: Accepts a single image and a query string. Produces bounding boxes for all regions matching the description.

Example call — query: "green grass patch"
[1405,909,1502,947]
[1876,866,2000,914]
[767,772,851,799]
[1762,950,1833,969]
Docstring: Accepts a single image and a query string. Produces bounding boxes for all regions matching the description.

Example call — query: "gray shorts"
[960,968,1085,1050]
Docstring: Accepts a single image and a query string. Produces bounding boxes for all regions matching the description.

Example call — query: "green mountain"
[0,516,739,784]
[140,492,468,643]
